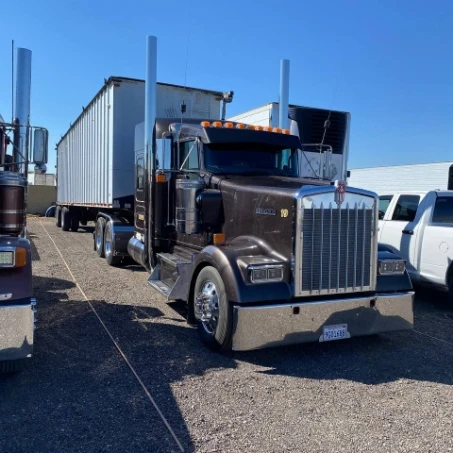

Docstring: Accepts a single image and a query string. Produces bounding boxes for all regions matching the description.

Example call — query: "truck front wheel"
[194,266,233,351]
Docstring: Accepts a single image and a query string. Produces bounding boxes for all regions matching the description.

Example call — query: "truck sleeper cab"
[98,118,414,351]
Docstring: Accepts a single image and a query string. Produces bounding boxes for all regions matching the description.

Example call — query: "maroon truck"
[0,46,48,373]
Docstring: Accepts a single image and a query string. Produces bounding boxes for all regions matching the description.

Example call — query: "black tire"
[95,217,106,258]
[104,221,121,266]
[70,210,80,232]
[194,266,233,351]
[0,359,25,374]
[55,206,62,227]
[61,207,71,232]
[448,279,453,306]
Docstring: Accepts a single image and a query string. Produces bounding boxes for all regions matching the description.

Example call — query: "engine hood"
[217,175,331,259]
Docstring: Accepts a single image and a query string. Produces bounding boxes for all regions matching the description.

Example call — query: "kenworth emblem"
[335,180,346,205]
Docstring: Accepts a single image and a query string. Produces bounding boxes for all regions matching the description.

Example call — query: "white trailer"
[348,162,453,195]
[56,77,223,208]
[228,102,351,182]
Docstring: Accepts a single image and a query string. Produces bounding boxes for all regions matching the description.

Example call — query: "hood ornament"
[335,180,346,205]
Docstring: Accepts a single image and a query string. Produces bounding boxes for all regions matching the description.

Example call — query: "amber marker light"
[213,233,226,245]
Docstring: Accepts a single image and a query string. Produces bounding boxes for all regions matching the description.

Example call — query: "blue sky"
[1,0,452,173]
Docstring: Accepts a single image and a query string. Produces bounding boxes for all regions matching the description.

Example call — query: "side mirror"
[32,128,49,165]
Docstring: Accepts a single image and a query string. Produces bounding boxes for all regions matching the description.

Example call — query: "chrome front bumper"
[232,292,414,351]
[0,299,35,361]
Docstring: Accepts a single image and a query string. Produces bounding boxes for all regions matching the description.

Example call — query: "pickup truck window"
[378,195,393,219]
[392,195,420,221]
[432,197,453,223]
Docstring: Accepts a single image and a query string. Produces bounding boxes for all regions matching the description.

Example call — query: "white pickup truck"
[378,190,453,302]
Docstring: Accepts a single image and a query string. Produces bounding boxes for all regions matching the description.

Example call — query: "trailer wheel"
[61,207,71,232]
[95,217,106,258]
[194,266,233,351]
[55,206,62,227]
[70,210,80,232]
[104,221,121,266]
[0,359,24,374]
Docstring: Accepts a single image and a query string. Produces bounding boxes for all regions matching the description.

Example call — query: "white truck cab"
[378,190,453,301]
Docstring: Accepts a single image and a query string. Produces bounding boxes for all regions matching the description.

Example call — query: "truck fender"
[188,237,292,304]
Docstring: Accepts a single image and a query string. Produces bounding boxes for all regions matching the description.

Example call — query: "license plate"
[321,324,349,342]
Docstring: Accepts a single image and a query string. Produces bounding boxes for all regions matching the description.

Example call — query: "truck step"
[148,250,198,301]
[148,275,172,297]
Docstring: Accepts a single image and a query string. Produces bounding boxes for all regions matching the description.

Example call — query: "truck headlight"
[378,259,405,275]
[249,265,284,283]
[0,247,27,268]
[0,251,14,266]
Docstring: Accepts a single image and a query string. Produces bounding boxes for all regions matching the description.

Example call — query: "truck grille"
[301,202,374,295]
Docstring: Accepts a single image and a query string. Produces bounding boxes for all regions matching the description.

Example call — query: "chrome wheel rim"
[196,280,220,335]
[96,224,103,251]
[104,227,112,258]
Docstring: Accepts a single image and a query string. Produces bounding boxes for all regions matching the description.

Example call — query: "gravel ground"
[1,217,453,453]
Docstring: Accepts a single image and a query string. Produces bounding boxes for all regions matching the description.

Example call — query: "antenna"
[11,40,14,123]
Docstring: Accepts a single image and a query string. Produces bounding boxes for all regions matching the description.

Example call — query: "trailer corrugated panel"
[348,162,453,195]
[228,103,279,127]
[57,77,222,207]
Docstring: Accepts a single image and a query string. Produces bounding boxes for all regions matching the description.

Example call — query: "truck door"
[379,194,421,272]
[419,193,453,285]
[134,152,146,238]
[377,195,394,241]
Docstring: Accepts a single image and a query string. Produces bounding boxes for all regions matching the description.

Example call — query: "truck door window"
[378,195,393,219]
[180,140,199,171]
[432,197,453,223]
[136,156,144,190]
[392,195,420,221]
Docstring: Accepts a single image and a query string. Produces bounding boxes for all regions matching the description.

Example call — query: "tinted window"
[136,156,144,190]
[392,195,420,221]
[432,197,453,223]
[204,144,299,177]
[378,195,393,219]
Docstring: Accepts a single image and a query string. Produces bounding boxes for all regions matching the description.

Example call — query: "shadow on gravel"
[1,275,192,453]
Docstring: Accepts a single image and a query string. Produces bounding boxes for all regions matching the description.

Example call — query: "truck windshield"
[204,143,299,177]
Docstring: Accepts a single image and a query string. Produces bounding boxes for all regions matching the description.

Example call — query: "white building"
[347,162,453,195]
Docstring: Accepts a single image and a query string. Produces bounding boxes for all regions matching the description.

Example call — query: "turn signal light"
[263,126,272,132]
[213,233,226,245]
[156,173,166,183]
[236,123,247,129]
[223,122,234,128]
[211,121,222,128]
[15,247,27,268]
[272,127,282,133]
[201,121,211,127]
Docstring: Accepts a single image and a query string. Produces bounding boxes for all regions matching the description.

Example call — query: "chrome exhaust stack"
[13,48,32,175]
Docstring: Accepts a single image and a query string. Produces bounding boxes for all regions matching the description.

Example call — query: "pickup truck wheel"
[104,221,121,266]
[95,217,106,258]
[194,266,233,351]
[61,207,71,232]
[0,359,24,374]
[55,206,62,227]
